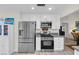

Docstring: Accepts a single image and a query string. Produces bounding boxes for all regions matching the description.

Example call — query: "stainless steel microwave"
[41,22,52,28]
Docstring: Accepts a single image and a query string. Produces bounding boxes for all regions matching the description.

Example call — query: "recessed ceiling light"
[32,7,35,10]
[48,8,52,10]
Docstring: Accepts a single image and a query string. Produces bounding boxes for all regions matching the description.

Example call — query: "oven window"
[43,41,52,46]
[41,40,54,49]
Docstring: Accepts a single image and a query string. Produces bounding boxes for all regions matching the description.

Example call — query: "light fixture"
[32,7,35,10]
[48,8,52,11]
[37,4,45,6]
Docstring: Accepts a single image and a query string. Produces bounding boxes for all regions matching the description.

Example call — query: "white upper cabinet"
[51,15,60,29]
[36,20,40,29]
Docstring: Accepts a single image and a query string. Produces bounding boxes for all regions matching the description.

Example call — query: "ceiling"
[0,4,79,17]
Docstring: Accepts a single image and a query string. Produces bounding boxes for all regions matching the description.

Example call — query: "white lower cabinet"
[36,35,41,51]
[74,49,79,55]
[54,37,64,51]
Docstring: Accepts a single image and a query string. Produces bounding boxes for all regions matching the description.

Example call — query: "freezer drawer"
[18,42,34,53]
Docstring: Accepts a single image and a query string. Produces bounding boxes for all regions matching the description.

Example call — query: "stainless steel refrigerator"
[18,21,36,53]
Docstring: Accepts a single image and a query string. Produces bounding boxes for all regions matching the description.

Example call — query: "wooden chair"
[71,32,78,41]
[71,32,79,45]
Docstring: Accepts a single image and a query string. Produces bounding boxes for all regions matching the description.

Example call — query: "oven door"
[41,40,54,49]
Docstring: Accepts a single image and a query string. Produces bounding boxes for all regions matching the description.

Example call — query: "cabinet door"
[36,36,41,51]
[54,38,59,51]
[54,37,64,51]
[58,37,64,50]
[36,20,40,29]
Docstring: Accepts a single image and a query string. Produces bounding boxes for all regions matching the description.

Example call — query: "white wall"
[60,13,79,38]
[61,5,79,17]
[0,12,20,54]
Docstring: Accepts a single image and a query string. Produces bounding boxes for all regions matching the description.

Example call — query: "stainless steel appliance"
[41,34,54,51]
[18,21,36,53]
[41,40,54,49]
[41,22,52,28]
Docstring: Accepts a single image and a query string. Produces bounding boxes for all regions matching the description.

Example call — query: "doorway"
[62,23,69,37]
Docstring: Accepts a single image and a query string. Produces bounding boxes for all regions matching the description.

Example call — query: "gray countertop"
[36,33,64,37]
